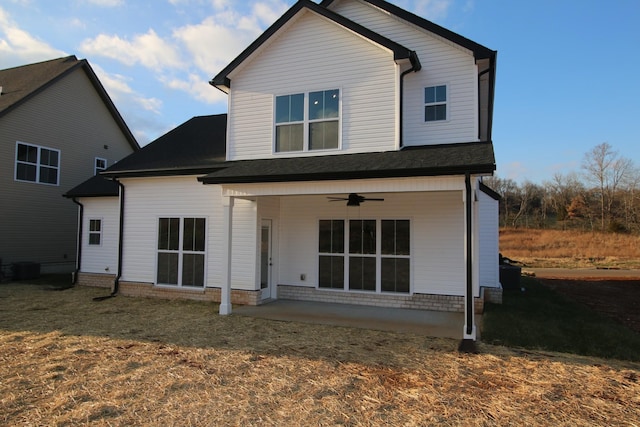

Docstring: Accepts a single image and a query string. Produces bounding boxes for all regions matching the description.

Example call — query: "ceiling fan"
[327,193,384,207]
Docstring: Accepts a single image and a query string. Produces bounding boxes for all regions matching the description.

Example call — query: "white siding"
[119,177,257,290]
[80,197,120,274]
[330,0,479,146]
[227,10,398,161]
[478,185,500,288]
[277,191,465,296]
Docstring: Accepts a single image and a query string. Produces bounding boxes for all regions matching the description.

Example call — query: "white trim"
[272,87,343,154]
[14,141,61,186]
[94,157,107,175]
[88,218,103,246]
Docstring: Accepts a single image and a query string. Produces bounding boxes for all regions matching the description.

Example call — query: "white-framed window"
[88,219,102,246]
[95,157,107,174]
[15,142,60,185]
[424,85,447,122]
[157,217,206,287]
[318,219,410,293]
[275,89,340,153]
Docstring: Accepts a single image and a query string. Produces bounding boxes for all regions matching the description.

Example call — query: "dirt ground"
[534,271,640,334]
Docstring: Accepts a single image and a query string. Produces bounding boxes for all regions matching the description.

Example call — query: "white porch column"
[220,196,234,315]
[463,173,477,341]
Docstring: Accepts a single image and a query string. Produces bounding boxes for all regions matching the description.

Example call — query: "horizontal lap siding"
[478,188,499,288]
[331,1,479,146]
[277,191,464,296]
[227,11,397,161]
[119,177,256,290]
[80,197,120,274]
[0,69,134,269]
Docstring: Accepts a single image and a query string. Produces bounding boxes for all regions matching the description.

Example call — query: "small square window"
[95,158,107,174]
[89,219,102,245]
[424,85,447,122]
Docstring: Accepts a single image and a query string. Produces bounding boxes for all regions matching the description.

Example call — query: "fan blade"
[363,198,384,201]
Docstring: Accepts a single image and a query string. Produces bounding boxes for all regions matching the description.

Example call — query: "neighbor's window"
[15,142,60,185]
[157,217,206,287]
[275,89,340,152]
[424,85,447,122]
[95,157,107,174]
[89,219,102,245]
[318,219,410,293]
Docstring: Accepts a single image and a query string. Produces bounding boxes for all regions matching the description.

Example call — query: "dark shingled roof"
[0,55,138,151]
[198,142,495,184]
[102,114,227,178]
[64,174,120,198]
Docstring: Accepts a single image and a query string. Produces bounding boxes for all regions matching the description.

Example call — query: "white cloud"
[85,0,124,6]
[91,64,163,114]
[413,0,452,21]
[0,7,66,68]
[162,72,226,105]
[80,29,182,69]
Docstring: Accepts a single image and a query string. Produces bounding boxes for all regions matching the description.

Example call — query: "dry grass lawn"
[1,283,639,426]
[500,228,640,268]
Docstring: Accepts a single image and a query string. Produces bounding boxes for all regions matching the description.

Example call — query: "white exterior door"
[260,219,273,300]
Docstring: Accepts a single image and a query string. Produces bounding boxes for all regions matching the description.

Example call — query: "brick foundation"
[76,272,116,289]
[278,285,492,313]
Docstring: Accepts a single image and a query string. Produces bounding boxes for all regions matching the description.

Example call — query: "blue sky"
[1,0,638,184]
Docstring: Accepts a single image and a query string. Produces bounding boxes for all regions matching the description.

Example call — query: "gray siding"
[0,68,135,272]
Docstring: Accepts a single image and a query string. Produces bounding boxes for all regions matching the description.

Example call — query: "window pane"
[319,255,344,289]
[350,220,375,254]
[39,166,58,184]
[157,252,178,284]
[324,89,339,118]
[309,121,338,150]
[89,233,101,245]
[275,94,303,123]
[435,104,446,121]
[182,254,204,287]
[90,219,101,232]
[309,91,323,120]
[381,220,395,255]
[16,163,37,181]
[425,105,446,122]
[17,144,37,163]
[425,86,435,103]
[435,85,446,103]
[396,220,410,255]
[41,149,59,167]
[319,220,344,254]
[309,89,339,120]
[158,218,180,250]
[349,256,376,291]
[183,218,195,251]
[275,124,303,152]
[381,258,410,293]
[194,218,206,252]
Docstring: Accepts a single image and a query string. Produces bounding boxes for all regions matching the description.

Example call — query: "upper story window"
[275,89,340,153]
[89,219,102,245]
[424,85,447,122]
[95,157,107,175]
[15,142,60,185]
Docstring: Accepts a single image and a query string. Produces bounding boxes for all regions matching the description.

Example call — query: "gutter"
[94,178,125,301]
[399,51,422,148]
[459,172,477,352]
[71,198,84,285]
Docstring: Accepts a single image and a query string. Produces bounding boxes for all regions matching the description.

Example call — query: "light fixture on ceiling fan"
[327,193,384,207]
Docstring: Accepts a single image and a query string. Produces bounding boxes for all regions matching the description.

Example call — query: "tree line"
[484,142,639,234]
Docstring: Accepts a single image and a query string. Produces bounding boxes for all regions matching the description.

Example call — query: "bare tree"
[582,142,633,231]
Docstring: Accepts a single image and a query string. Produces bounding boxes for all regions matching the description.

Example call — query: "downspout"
[71,198,83,285]
[93,178,125,301]
[399,51,421,148]
[459,171,477,352]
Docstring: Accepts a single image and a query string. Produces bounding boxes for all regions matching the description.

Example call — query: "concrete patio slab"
[233,299,482,339]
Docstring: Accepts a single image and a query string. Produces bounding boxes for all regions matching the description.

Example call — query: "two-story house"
[0,56,139,275]
[67,0,500,340]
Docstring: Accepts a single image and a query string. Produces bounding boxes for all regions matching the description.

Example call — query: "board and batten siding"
[80,197,120,274]
[0,68,135,270]
[478,186,499,288]
[329,0,479,146]
[276,191,465,296]
[119,177,257,291]
[226,10,398,161]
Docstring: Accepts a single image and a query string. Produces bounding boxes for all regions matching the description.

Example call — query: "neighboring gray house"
[68,0,500,341]
[0,56,138,274]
